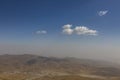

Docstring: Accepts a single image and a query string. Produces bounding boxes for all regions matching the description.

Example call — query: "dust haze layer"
[0,39,120,64]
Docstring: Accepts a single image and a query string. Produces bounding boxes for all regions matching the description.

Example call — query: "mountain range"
[0,54,120,80]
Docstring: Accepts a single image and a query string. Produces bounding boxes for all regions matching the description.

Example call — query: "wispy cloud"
[62,24,98,36]
[35,30,47,34]
[98,10,108,16]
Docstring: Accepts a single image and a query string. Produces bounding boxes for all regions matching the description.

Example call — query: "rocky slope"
[0,54,120,80]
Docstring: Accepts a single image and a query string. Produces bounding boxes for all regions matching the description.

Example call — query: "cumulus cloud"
[62,24,73,35]
[98,10,108,16]
[74,26,97,35]
[35,30,47,34]
[62,24,98,36]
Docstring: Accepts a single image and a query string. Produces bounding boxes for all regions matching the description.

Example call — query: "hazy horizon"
[0,0,120,63]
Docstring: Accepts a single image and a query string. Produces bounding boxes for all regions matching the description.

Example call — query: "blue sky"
[0,0,120,39]
[0,0,120,61]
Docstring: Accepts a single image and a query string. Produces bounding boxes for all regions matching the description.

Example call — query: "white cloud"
[63,24,72,29]
[62,24,73,35]
[35,30,47,34]
[74,26,97,36]
[62,24,98,36]
[98,10,108,16]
